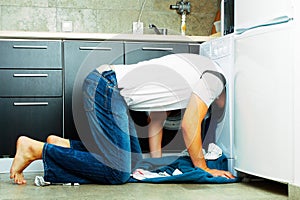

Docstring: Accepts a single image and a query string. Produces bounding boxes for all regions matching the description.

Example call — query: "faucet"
[170,0,191,15]
[149,24,167,35]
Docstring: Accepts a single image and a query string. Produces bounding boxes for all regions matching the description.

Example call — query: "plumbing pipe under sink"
[170,0,191,35]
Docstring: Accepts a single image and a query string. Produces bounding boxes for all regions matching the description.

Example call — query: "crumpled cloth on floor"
[34,176,80,187]
[132,168,183,181]
[180,143,223,160]
[128,155,239,184]
[204,143,223,160]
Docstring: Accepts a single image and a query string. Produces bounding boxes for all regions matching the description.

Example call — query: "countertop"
[0,31,213,42]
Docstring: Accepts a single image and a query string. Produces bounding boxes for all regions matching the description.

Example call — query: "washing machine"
[200,34,235,174]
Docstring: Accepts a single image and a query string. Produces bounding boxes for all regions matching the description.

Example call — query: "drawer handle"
[14,102,49,106]
[79,47,112,51]
[142,47,174,51]
[13,45,48,49]
[13,74,49,77]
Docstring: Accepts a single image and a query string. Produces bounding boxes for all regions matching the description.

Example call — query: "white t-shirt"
[112,53,225,112]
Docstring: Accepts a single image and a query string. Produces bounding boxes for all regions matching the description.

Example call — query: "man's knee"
[46,135,57,144]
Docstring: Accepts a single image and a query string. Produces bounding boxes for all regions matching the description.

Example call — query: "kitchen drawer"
[0,40,62,69]
[0,69,62,97]
[0,97,63,156]
[124,42,189,64]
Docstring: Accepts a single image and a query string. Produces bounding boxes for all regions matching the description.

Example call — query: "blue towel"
[129,155,239,183]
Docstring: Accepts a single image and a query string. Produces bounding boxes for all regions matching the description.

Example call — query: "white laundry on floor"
[204,143,223,160]
[132,168,183,181]
[35,176,51,186]
[179,143,223,160]
[34,176,80,187]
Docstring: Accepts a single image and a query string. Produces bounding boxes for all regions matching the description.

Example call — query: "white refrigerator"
[234,0,300,183]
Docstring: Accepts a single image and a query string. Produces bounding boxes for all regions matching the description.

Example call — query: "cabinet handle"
[79,47,112,51]
[13,74,49,77]
[13,45,48,49]
[142,47,174,51]
[14,102,49,106]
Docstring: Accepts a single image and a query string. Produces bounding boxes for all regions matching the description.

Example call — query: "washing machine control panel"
[200,35,234,60]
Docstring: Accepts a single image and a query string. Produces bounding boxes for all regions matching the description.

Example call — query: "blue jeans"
[43,70,142,184]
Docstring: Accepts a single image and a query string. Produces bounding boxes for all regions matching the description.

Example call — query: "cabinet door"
[0,41,61,69]
[64,41,124,139]
[234,27,294,182]
[0,98,62,156]
[124,42,190,153]
[124,42,189,64]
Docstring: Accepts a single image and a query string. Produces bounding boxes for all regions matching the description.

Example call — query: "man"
[10,53,234,185]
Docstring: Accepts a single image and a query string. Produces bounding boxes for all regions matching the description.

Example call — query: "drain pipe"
[181,13,186,36]
[170,0,191,35]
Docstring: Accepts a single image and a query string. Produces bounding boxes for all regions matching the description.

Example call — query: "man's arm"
[148,111,167,158]
[181,93,234,178]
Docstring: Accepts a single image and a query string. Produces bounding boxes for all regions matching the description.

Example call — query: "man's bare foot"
[46,135,70,148]
[10,136,44,185]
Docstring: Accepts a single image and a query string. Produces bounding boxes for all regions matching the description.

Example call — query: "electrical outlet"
[132,22,143,34]
[62,21,73,32]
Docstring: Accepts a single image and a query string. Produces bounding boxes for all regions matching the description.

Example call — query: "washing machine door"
[202,89,227,150]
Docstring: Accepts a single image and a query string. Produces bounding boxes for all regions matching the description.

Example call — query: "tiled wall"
[0,0,220,36]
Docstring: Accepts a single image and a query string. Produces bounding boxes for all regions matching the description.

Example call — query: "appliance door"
[294,0,300,187]
[235,0,294,29]
[234,22,295,183]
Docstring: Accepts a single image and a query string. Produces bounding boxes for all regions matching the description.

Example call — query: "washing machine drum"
[163,109,183,130]
[129,109,183,131]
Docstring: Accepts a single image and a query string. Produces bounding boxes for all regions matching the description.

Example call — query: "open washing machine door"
[200,35,235,174]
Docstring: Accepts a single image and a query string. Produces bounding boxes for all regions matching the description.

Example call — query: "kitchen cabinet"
[63,41,124,140]
[124,41,191,153]
[0,38,200,156]
[64,40,195,153]
[0,98,62,156]
[0,40,63,157]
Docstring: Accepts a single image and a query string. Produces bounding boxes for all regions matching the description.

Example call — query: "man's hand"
[204,168,235,179]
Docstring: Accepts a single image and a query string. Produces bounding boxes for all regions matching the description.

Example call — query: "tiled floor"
[0,172,288,200]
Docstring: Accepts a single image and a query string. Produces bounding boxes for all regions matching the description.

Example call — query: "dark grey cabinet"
[0,98,62,156]
[124,42,190,64]
[0,40,63,157]
[124,42,192,153]
[63,41,124,140]
[0,38,200,157]
[64,40,196,152]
